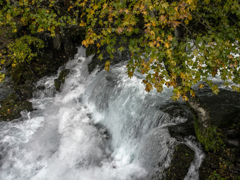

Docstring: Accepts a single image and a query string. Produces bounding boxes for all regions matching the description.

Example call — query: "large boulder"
[194,85,240,129]
[160,101,195,139]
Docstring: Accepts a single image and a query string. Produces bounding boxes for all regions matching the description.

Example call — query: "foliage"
[0,0,78,82]
[80,0,240,99]
[207,171,226,180]
[0,73,5,82]
[1,0,240,96]
[7,35,44,66]
[194,119,224,152]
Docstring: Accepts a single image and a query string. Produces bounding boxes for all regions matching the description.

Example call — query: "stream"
[0,47,204,180]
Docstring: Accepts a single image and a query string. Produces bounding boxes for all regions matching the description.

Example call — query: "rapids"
[0,47,204,180]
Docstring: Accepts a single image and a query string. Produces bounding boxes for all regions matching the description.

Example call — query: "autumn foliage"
[0,0,240,101]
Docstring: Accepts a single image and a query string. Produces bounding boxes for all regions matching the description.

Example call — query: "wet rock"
[226,139,240,148]
[160,101,195,138]
[193,85,240,129]
[0,93,33,121]
[163,144,194,180]
[54,79,61,91]
[54,69,70,91]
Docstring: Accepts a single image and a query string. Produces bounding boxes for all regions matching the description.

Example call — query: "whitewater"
[0,47,204,180]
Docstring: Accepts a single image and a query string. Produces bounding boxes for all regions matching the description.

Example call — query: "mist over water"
[0,47,204,180]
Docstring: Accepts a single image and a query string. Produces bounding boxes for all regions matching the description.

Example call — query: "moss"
[194,119,225,152]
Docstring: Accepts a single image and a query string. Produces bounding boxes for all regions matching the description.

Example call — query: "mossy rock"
[58,69,70,83]
[54,69,70,91]
[194,119,224,152]
[54,79,61,91]
[163,144,194,180]
[0,93,33,121]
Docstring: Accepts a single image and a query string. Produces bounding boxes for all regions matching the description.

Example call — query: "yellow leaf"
[186,0,192,4]
[145,82,153,92]
[180,72,185,79]
[184,19,189,25]
[97,43,101,48]
[144,23,151,28]
[105,61,110,71]
[182,96,189,101]
[93,4,98,10]
[164,42,170,48]
[167,35,173,41]
[103,3,107,9]
[82,40,88,47]
[12,63,16,68]
[199,84,204,89]
[116,27,123,34]
[79,21,86,27]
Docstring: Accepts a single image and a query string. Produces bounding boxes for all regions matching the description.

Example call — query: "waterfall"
[0,47,204,180]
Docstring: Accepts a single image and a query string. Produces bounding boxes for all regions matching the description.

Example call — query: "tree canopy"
[0,0,240,100]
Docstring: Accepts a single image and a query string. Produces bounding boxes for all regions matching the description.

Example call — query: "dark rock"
[163,144,194,180]
[227,154,236,164]
[211,164,219,169]
[160,101,195,138]
[193,86,240,129]
[226,129,239,138]
[226,139,240,148]
[199,154,218,180]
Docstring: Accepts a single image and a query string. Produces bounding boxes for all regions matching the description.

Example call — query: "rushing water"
[0,47,204,180]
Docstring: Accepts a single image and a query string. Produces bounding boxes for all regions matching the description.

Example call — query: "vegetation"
[0,0,240,151]
[194,119,224,152]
